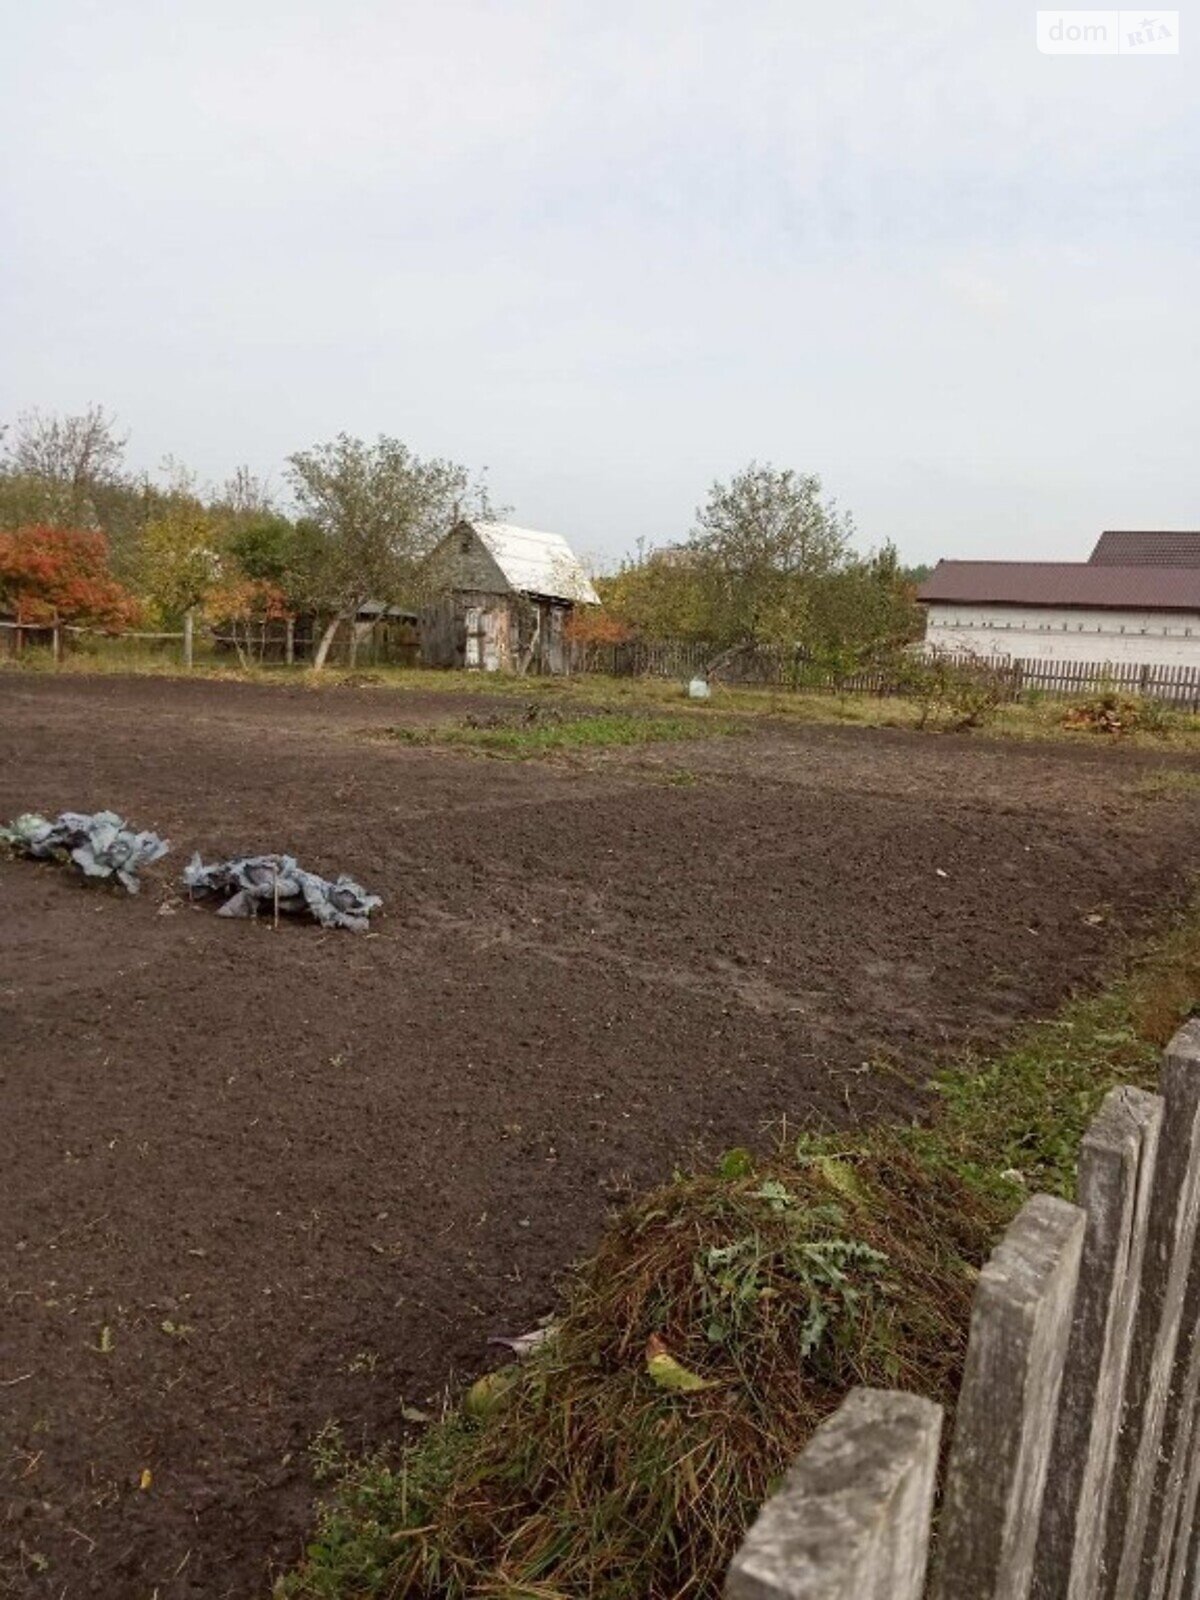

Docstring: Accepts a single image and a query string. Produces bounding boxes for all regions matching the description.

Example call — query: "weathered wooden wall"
[421,591,575,673]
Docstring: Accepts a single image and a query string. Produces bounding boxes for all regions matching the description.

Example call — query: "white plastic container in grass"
[688,678,711,700]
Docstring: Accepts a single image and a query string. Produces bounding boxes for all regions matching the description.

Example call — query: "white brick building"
[918,532,1200,668]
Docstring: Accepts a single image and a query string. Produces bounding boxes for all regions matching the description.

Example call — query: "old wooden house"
[421,520,600,674]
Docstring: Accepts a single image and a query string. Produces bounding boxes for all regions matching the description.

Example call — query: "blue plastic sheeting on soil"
[182,853,381,932]
[0,810,170,894]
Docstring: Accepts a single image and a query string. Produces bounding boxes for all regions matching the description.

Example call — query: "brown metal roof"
[917,561,1200,612]
[1089,531,1200,567]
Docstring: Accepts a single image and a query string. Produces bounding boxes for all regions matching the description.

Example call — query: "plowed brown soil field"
[2,671,1197,1598]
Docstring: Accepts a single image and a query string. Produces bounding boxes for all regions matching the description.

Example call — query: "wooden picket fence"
[567,639,1200,709]
[0,615,416,669]
[1001,657,1200,710]
[7,615,1200,708]
[568,638,716,681]
[725,1021,1200,1599]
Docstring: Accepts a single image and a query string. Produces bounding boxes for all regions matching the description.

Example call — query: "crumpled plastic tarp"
[182,852,381,932]
[0,810,170,894]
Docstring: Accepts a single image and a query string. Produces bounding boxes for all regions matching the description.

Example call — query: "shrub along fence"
[725,1020,1200,1600]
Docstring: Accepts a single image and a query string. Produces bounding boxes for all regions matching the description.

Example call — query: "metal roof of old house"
[917,561,1200,612]
[466,521,600,605]
[1089,531,1200,567]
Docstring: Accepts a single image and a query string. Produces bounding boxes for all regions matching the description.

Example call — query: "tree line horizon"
[0,404,929,671]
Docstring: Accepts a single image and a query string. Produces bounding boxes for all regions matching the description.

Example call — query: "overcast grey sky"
[1,1,1196,568]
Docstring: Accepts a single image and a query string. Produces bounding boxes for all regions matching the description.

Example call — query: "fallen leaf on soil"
[645,1335,718,1393]
[139,1468,152,1491]
[486,1324,558,1359]
[717,1147,754,1179]
[464,1368,517,1419]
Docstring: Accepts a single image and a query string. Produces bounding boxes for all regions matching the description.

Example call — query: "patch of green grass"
[384,710,740,759]
[1133,769,1200,801]
[11,648,1200,751]
[1,640,234,677]
[282,897,1200,1600]
[648,768,702,787]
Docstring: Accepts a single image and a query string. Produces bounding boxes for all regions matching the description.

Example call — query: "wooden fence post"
[1134,1022,1200,1600]
[1032,1087,1163,1600]
[52,622,63,664]
[183,609,194,669]
[285,616,295,666]
[1166,1413,1200,1600]
[725,1389,942,1600]
[1101,1020,1200,1600]
[931,1194,1086,1600]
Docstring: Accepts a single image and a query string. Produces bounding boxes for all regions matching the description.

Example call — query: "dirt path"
[2,672,1197,1598]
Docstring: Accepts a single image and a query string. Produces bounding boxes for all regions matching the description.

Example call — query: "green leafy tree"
[595,542,712,642]
[138,468,224,624]
[224,515,296,584]
[207,467,323,613]
[806,543,924,679]
[687,464,853,654]
[286,433,492,669]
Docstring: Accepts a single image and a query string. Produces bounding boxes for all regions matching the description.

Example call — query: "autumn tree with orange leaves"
[201,576,290,667]
[0,525,141,631]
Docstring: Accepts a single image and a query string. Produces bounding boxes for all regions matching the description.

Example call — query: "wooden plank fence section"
[1033,1087,1163,1600]
[567,638,1200,708]
[1167,1438,1200,1600]
[723,1022,1200,1600]
[931,1194,1086,1600]
[1104,1022,1200,1600]
[569,638,715,681]
[1136,1023,1200,1600]
[725,1389,942,1600]
[6,614,1200,704]
[1004,658,1200,710]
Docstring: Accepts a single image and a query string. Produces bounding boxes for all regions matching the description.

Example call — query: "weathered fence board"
[1175,1470,1200,1598]
[1032,1086,1163,1600]
[724,1388,942,1600]
[1138,1023,1200,1600]
[1166,1403,1200,1600]
[1103,1021,1200,1600]
[931,1193,1086,1600]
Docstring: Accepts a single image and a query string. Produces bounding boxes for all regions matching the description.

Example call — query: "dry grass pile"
[1061,690,1174,737]
[285,1142,994,1599]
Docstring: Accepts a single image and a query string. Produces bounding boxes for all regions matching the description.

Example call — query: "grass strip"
[384,711,740,758]
[9,651,1200,751]
[7,646,1200,752]
[281,899,1200,1600]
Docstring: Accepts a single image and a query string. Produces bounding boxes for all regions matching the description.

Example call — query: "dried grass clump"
[1062,690,1176,738]
[285,1143,996,1600]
